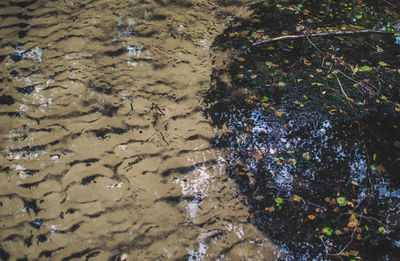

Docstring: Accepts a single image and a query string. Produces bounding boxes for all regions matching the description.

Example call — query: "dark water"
[207,0,400,260]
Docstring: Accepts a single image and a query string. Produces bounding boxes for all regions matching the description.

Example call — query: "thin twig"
[328,213,363,257]
[303,31,324,55]
[252,30,400,47]
[335,74,354,109]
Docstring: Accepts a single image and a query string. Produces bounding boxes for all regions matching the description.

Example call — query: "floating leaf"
[287,158,297,166]
[347,216,359,228]
[292,195,301,202]
[378,226,386,234]
[322,227,333,236]
[265,206,275,212]
[277,81,286,87]
[360,66,372,71]
[275,110,284,117]
[302,152,311,160]
[379,61,388,67]
[337,197,347,206]
[335,229,343,236]
[340,250,360,257]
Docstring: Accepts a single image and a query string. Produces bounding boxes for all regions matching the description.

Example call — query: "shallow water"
[0,0,279,260]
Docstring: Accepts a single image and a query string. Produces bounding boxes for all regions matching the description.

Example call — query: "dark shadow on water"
[206,0,400,259]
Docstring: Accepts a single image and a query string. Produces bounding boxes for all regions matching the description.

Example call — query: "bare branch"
[252,30,400,47]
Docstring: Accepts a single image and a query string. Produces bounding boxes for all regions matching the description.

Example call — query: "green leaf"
[297,4,303,8]
[275,197,283,205]
[360,66,372,71]
[381,95,387,100]
[267,46,275,50]
[299,104,305,108]
[378,227,386,234]
[337,197,348,206]
[263,96,269,102]
[322,227,333,236]
[379,61,389,67]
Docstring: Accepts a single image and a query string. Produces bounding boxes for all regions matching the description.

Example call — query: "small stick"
[252,30,400,47]
[335,74,354,109]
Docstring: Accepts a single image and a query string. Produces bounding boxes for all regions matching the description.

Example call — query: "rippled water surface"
[0,0,279,260]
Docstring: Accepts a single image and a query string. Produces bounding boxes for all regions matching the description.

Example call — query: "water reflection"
[0,0,278,259]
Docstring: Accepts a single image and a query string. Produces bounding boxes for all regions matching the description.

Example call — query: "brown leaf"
[394,141,400,148]
[347,217,359,228]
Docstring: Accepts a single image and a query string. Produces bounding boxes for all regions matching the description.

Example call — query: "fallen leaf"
[337,197,347,206]
[334,229,343,235]
[237,57,246,62]
[303,58,312,66]
[249,212,255,218]
[292,195,301,202]
[275,110,284,117]
[277,81,286,87]
[302,152,311,160]
[347,216,359,228]
[322,227,333,235]
[340,250,359,257]
[394,141,400,148]
[308,215,315,220]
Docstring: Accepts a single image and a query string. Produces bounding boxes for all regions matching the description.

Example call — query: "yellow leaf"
[238,57,246,62]
[237,74,244,78]
[278,82,286,87]
[303,58,312,66]
[308,214,315,220]
[292,195,301,202]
